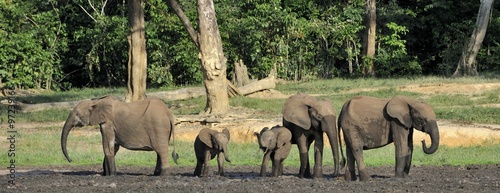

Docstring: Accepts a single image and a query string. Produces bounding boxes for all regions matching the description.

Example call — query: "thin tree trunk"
[197,0,229,115]
[125,0,147,102]
[166,0,199,48]
[232,59,251,87]
[362,0,376,77]
[453,0,494,77]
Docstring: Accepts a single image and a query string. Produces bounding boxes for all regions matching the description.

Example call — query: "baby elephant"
[254,126,292,177]
[194,128,231,177]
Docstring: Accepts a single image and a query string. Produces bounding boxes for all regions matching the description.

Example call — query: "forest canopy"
[1,0,499,90]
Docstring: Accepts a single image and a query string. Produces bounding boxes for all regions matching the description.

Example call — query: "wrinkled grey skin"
[254,125,292,177]
[338,95,440,181]
[61,96,178,176]
[194,128,231,177]
[282,94,343,178]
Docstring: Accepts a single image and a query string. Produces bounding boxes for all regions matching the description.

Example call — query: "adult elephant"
[61,96,178,176]
[282,94,343,178]
[338,95,440,181]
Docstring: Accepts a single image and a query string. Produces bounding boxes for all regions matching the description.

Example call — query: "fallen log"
[237,76,275,96]
[148,87,206,100]
[10,77,276,113]
[13,100,84,113]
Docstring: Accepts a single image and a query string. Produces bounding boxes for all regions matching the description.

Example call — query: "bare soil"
[2,164,499,192]
[3,83,500,192]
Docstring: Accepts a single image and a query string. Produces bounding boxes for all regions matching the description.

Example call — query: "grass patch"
[3,126,499,168]
[13,87,127,104]
[436,106,500,125]
[229,96,285,116]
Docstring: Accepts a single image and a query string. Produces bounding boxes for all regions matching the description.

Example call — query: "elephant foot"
[359,169,371,181]
[159,171,169,176]
[344,169,356,181]
[395,172,409,178]
[312,173,323,179]
[297,173,309,178]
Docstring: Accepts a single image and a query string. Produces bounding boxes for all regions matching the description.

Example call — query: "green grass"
[2,77,500,168]
[3,125,499,168]
[229,96,285,116]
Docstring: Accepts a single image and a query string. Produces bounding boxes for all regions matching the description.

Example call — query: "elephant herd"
[61,93,440,181]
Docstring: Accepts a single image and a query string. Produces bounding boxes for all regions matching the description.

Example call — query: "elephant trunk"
[422,120,439,154]
[323,115,340,176]
[223,144,231,163]
[61,113,75,162]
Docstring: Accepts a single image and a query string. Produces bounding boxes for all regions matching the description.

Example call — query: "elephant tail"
[170,113,179,165]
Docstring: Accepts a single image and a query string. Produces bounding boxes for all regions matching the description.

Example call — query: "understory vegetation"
[2,0,500,90]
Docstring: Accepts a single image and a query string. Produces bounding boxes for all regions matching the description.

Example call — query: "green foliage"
[375,2,422,77]
[2,0,500,89]
[0,0,67,89]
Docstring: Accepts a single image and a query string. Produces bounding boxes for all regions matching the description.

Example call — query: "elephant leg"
[102,144,120,176]
[279,160,284,176]
[194,157,203,177]
[271,157,280,177]
[295,132,311,178]
[260,152,271,177]
[101,126,117,176]
[312,131,324,178]
[393,126,411,178]
[217,153,225,176]
[344,146,357,181]
[154,154,162,176]
[202,150,211,177]
[153,147,170,176]
[404,129,414,176]
[350,144,369,181]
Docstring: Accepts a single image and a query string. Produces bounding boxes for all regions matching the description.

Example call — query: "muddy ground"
[3,164,500,192]
[3,82,500,192]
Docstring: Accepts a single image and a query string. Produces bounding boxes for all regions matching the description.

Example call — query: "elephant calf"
[254,125,292,177]
[194,128,231,177]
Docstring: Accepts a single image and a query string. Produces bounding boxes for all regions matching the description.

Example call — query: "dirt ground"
[3,164,500,192]
[2,83,500,192]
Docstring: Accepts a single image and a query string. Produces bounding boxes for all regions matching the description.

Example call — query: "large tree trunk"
[125,0,147,102]
[167,0,229,115]
[453,0,494,77]
[362,0,376,77]
[197,0,229,115]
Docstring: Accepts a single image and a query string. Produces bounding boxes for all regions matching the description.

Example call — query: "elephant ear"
[386,95,413,129]
[308,107,322,129]
[276,127,291,147]
[198,128,215,148]
[222,128,230,141]
[89,101,112,125]
[255,127,269,138]
[308,107,323,121]
[283,95,312,130]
